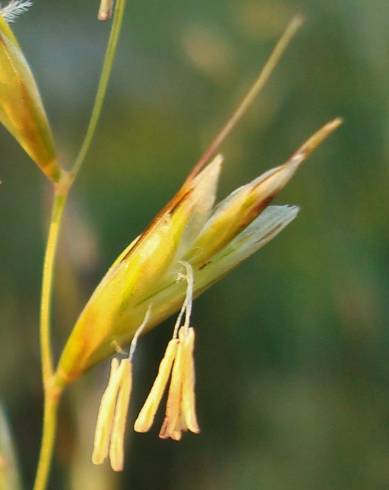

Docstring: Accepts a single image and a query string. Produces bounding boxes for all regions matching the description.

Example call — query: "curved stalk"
[34,179,69,490]
[71,0,127,179]
[39,184,69,386]
[34,2,128,488]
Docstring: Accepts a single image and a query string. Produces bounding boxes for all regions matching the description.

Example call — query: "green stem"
[33,392,61,490]
[34,2,128,489]
[71,0,127,180]
[34,179,69,490]
[39,185,69,386]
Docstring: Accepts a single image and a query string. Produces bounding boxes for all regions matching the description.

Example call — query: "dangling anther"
[92,306,151,470]
[135,262,200,440]
[98,0,114,21]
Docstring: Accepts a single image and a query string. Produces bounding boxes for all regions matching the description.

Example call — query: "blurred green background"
[1,0,388,488]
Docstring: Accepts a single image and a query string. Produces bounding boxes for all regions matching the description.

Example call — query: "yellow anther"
[92,358,120,465]
[109,359,133,471]
[98,0,114,21]
[134,339,179,433]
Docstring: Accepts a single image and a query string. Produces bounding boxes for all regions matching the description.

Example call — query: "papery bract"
[55,118,340,388]
[0,16,60,181]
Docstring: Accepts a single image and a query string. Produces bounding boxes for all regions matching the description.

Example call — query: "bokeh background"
[1,0,388,488]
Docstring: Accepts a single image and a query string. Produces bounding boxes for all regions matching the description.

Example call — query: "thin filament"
[173,262,194,337]
[129,305,152,361]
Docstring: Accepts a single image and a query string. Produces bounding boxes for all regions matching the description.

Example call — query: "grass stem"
[33,391,62,490]
[71,0,127,180]
[34,2,128,488]
[39,182,69,387]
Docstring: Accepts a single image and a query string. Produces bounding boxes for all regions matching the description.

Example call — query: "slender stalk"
[34,179,69,490]
[186,15,303,182]
[33,392,61,490]
[39,185,69,386]
[71,0,127,179]
[34,2,128,489]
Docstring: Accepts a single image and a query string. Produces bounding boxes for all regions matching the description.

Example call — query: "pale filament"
[173,261,194,338]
